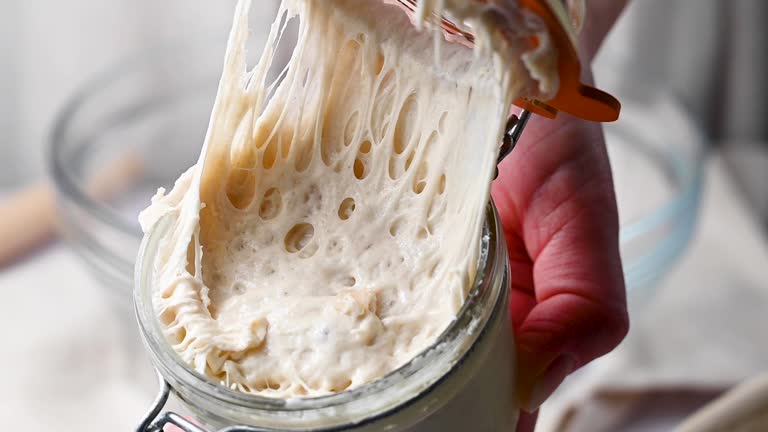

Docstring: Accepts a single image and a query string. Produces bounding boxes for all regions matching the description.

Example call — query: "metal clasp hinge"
[495,109,532,178]
[137,371,270,432]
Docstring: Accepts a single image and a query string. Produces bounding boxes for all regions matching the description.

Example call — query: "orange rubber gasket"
[512,0,621,122]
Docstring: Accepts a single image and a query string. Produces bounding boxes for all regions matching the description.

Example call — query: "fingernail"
[522,354,575,412]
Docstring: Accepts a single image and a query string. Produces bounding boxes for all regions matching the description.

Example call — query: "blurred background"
[0,0,766,431]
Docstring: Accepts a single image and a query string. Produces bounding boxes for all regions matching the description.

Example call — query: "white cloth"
[537,154,768,432]
[0,245,152,431]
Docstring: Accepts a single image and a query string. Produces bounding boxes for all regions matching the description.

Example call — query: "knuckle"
[603,305,629,349]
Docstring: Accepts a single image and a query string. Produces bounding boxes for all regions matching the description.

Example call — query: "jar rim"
[134,200,508,418]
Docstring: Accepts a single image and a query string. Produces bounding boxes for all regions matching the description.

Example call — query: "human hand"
[491,2,630,430]
[492,104,628,430]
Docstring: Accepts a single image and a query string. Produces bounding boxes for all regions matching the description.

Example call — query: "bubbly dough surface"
[140,0,555,398]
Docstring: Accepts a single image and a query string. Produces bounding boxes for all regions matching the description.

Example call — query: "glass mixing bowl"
[49,37,704,378]
[50,43,218,309]
[49,38,234,393]
[603,81,706,299]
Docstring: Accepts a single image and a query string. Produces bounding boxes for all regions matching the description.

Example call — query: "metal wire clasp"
[498,109,531,164]
[136,371,270,432]
[494,109,531,179]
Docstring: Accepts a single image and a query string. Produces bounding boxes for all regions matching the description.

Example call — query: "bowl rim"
[49,53,137,237]
[48,38,227,239]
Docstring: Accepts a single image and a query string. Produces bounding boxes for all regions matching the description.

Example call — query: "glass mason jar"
[131,1,588,430]
[134,203,516,431]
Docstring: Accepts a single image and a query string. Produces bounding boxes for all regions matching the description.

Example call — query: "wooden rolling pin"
[0,183,58,267]
[678,374,768,431]
[0,155,143,269]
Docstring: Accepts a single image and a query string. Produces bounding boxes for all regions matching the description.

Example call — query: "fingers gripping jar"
[134,203,516,431]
